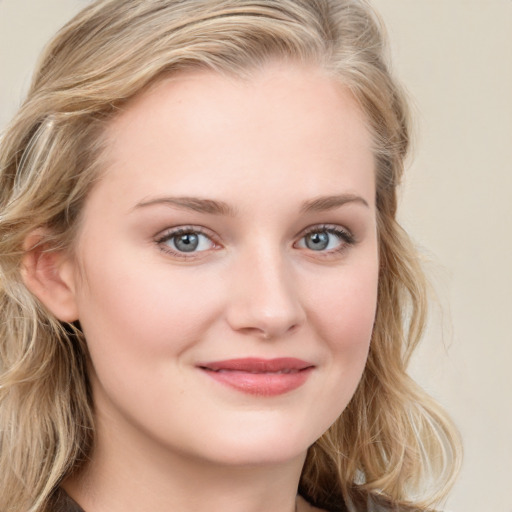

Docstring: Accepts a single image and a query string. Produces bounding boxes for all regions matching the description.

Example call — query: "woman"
[0,1,461,511]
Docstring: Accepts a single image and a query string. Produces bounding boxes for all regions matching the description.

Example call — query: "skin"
[31,62,379,512]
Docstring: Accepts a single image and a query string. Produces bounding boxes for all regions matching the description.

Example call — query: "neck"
[63,412,309,512]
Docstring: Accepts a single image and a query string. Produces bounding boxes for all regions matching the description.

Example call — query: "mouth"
[197,358,315,396]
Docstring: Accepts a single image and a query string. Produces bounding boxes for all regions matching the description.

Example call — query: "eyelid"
[294,224,356,254]
[300,224,355,242]
[155,225,221,259]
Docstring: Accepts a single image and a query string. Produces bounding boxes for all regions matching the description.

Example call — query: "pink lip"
[197,358,315,396]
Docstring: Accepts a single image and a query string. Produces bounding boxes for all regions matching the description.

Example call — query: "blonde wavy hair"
[0,1,461,511]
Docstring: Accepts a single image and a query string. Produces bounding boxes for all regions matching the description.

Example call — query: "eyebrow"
[133,193,369,216]
[300,194,369,213]
[133,196,236,216]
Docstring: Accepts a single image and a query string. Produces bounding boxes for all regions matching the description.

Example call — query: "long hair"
[0,1,461,511]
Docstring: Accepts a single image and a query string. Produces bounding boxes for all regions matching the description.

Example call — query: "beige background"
[1,1,511,511]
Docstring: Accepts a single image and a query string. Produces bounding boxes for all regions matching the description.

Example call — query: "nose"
[225,247,306,340]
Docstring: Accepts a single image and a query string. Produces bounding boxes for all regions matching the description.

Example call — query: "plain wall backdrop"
[1,1,511,511]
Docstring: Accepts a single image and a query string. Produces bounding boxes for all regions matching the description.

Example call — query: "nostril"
[236,321,301,341]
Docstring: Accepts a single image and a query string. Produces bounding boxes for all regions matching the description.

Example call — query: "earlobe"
[21,231,79,322]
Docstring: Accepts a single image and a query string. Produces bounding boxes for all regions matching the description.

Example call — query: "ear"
[21,230,79,322]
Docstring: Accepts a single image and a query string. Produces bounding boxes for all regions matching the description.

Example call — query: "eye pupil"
[174,233,199,252]
[305,232,329,250]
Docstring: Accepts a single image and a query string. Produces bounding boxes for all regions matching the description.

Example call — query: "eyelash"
[296,224,356,255]
[155,224,356,260]
[155,226,219,260]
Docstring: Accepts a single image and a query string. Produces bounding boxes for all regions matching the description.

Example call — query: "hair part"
[0,1,461,511]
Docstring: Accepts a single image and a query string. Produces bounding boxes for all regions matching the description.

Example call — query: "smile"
[197,358,315,396]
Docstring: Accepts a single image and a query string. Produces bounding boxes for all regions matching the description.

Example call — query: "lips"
[197,358,314,396]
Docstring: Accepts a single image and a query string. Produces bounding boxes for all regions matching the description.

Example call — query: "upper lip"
[198,357,314,373]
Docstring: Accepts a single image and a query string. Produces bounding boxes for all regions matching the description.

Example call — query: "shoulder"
[297,494,333,512]
[299,492,435,512]
[49,488,86,512]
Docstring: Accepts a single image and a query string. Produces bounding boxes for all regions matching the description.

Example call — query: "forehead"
[95,62,375,212]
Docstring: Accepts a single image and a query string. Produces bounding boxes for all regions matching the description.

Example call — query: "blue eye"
[296,226,354,252]
[304,231,330,250]
[158,228,215,255]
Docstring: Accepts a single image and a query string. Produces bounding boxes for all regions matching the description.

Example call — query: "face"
[67,62,379,468]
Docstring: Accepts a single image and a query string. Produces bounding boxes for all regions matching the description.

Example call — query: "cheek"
[304,259,379,352]
[73,249,224,366]
[294,260,378,439]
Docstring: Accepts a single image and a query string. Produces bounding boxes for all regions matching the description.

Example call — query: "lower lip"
[200,367,314,396]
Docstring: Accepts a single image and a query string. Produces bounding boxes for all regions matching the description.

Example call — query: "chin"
[202,443,308,468]
[187,421,319,468]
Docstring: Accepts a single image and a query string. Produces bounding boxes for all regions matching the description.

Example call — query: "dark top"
[51,489,85,512]
[52,488,391,512]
